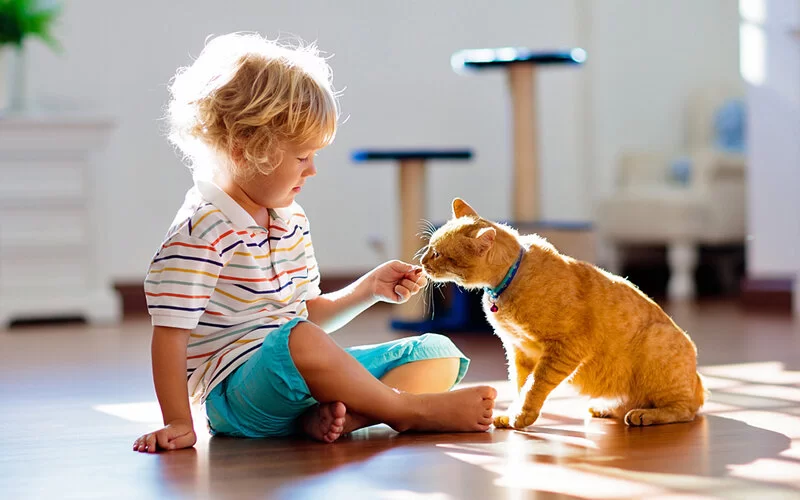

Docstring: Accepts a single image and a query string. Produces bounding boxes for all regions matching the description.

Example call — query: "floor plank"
[2,300,799,499]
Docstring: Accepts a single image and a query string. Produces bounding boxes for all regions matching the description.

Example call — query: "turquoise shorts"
[205,317,470,438]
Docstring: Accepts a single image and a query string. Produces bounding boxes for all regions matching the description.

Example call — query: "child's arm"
[307,260,426,333]
[133,326,196,453]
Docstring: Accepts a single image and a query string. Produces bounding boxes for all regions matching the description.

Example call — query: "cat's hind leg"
[624,404,697,426]
[589,407,612,418]
[588,400,625,419]
[623,374,701,426]
[624,324,705,426]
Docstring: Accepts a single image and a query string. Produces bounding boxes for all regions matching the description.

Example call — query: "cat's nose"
[420,251,430,265]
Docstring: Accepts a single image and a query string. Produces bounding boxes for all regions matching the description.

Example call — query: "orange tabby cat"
[421,198,706,428]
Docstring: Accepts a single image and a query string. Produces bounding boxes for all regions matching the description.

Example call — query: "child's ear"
[230,144,245,165]
[474,227,496,255]
[452,198,479,219]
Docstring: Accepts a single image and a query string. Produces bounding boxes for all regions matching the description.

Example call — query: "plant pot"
[0,46,26,114]
[0,46,9,114]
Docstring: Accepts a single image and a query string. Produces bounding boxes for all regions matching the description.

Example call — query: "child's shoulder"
[162,188,234,247]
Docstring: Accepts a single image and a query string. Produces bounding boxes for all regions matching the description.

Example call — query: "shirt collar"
[195,179,259,229]
[195,179,295,228]
[269,206,293,224]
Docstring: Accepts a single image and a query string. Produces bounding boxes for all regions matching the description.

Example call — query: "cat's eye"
[431,249,441,259]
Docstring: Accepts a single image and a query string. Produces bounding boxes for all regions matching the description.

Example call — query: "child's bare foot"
[300,402,347,443]
[396,386,496,433]
[300,402,376,443]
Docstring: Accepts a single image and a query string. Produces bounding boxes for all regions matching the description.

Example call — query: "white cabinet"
[0,114,121,327]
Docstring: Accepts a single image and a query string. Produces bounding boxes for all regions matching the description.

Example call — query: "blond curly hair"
[166,32,339,180]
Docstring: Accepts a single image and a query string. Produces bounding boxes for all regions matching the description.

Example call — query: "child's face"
[241,139,321,208]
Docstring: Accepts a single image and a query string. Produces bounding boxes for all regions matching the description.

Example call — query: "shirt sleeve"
[144,232,224,329]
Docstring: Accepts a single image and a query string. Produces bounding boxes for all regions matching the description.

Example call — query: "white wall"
[584,0,743,200]
[27,0,586,280]
[24,0,741,282]
[742,0,800,280]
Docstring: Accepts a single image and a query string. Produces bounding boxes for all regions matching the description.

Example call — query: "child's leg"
[205,321,495,441]
[380,357,461,393]
[346,332,469,394]
[301,333,469,438]
[288,322,495,434]
[298,358,461,441]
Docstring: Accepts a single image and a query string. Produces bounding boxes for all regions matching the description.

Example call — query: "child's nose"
[304,159,317,177]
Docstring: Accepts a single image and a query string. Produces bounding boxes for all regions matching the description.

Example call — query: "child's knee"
[415,333,468,384]
[287,321,333,371]
[417,333,458,352]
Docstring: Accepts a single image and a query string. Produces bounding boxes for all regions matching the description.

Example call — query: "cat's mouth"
[422,267,464,286]
[421,267,445,282]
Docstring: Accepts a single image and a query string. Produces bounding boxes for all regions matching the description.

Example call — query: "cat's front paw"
[493,413,511,428]
[512,410,539,429]
[494,409,540,429]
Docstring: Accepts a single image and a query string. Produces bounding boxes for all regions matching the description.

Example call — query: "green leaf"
[0,0,61,51]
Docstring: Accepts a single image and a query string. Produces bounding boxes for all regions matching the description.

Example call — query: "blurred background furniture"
[450,47,586,223]
[352,148,473,330]
[596,87,747,301]
[0,113,121,327]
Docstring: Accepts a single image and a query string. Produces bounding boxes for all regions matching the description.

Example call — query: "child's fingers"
[399,278,421,294]
[404,267,424,279]
[146,433,158,453]
[156,430,172,451]
[134,434,151,452]
[394,285,411,303]
[168,432,197,450]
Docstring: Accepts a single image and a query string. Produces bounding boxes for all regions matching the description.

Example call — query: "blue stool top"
[351,149,473,162]
[451,47,586,71]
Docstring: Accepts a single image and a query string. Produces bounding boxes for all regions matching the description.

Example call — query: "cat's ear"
[474,227,496,255]
[452,198,479,219]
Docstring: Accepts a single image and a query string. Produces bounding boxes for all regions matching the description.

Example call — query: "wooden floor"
[2,300,800,499]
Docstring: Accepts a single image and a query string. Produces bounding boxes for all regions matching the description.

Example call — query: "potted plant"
[0,0,60,113]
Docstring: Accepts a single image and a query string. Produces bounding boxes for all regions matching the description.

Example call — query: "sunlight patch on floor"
[728,458,800,488]
[93,401,207,429]
[443,452,669,499]
[712,410,800,439]
[93,401,163,423]
[779,439,800,460]
[700,362,800,385]
[723,384,800,403]
[379,492,452,500]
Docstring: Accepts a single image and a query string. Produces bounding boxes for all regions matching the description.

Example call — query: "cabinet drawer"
[0,254,89,290]
[0,210,89,247]
[0,161,86,203]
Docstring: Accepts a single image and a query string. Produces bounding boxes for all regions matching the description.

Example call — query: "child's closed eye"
[298,152,318,163]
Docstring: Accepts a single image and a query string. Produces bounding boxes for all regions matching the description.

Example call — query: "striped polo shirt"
[144,180,321,403]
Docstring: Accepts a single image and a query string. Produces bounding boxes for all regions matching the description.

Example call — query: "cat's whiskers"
[414,244,429,263]
[420,219,437,238]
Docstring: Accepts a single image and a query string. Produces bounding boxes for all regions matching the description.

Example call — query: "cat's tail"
[694,371,709,408]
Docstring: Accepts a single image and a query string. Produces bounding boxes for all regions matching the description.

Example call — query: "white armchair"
[596,87,746,301]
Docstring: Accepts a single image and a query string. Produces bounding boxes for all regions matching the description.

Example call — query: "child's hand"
[133,419,196,453]
[371,260,428,304]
